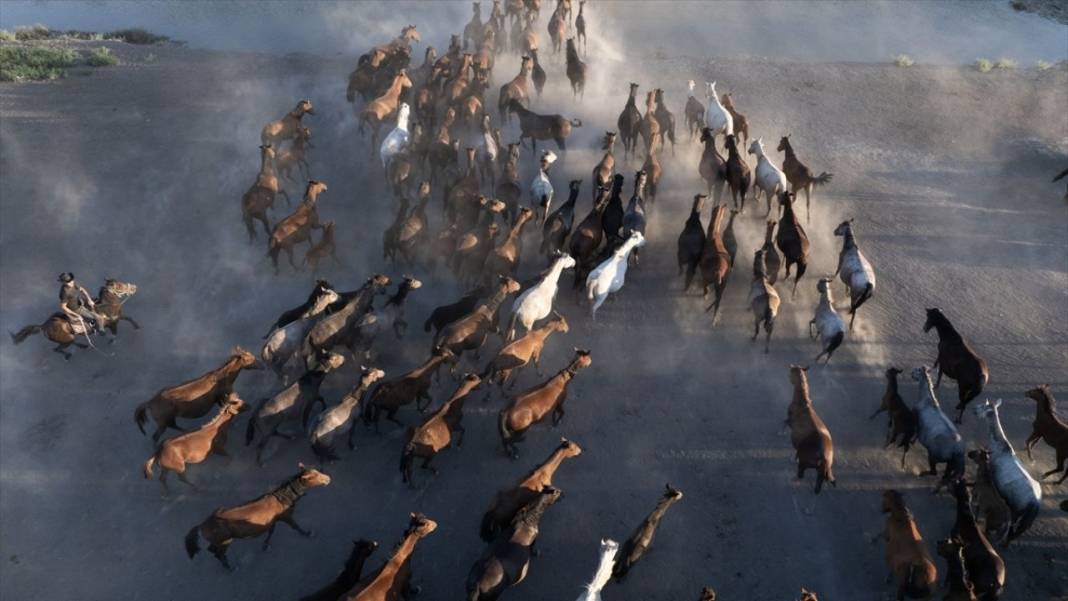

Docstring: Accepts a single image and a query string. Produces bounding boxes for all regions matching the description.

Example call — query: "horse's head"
[396,69,414,90]
[777,191,794,208]
[949,478,972,505]
[880,489,905,514]
[222,393,249,414]
[432,345,458,365]
[312,348,346,373]
[407,513,438,538]
[1024,384,1051,403]
[776,135,790,152]
[816,278,832,294]
[101,278,137,300]
[700,587,718,601]
[798,588,819,601]
[705,81,718,99]
[556,253,577,271]
[401,25,421,43]
[922,307,943,332]
[397,102,411,121]
[747,137,762,156]
[935,538,965,562]
[910,366,930,383]
[833,219,853,237]
[627,230,646,249]
[571,347,593,370]
[401,275,423,291]
[548,311,570,332]
[368,273,392,291]
[788,364,809,388]
[349,539,379,565]
[885,366,903,379]
[305,180,328,202]
[967,448,992,468]
[972,398,1001,420]
[232,346,261,370]
[699,127,713,144]
[295,99,315,116]
[569,179,583,194]
[358,365,386,388]
[498,275,521,295]
[662,483,684,502]
[724,133,737,151]
[297,463,332,488]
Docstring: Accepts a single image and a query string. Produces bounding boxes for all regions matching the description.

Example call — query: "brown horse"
[698,127,727,202]
[870,367,917,468]
[641,133,663,204]
[362,347,457,430]
[592,132,617,200]
[935,539,978,601]
[400,373,481,486]
[484,312,568,392]
[874,490,938,601]
[435,276,521,362]
[484,207,535,279]
[565,37,586,98]
[508,99,582,153]
[480,438,581,541]
[966,449,1012,545]
[638,91,661,159]
[498,349,591,458]
[785,366,836,494]
[242,144,288,242]
[723,134,751,213]
[570,185,610,287]
[304,221,341,272]
[653,88,677,156]
[612,485,684,582]
[747,249,780,353]
[699,205,731,324]
[143,392,248,495]
[268,180,328,274]
[262,99,315,147]
[720,93,748,148]
[949,480,1005,600]
[134,347,261,442]
[299,539,379,601]
[467,486,562,600]
[1024,385,1068,482]
[548,3,567,54]
[11,278,139,359]
[677,194,707,293]
[278,126,313,182]
[617,83,642,160]
[358,70,413,153]
[922,308,988,423]
[498,56,533,121]
[340,514,437,601]
[775,191,809,298]
[185,464,331,570]
[761,220,781,284]
[777,135,832,223]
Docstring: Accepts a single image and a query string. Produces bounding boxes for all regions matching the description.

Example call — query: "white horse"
[261,288,340,383]
[832,219,876,330]
[703,81,733,148]
[530,149,557,224]
[507,253,576,340]
[749,137,788,216]
[574,539,620,601]
[910,366,965,490]
[973,398,1043,544]
[809,278,845,363]
[379,102,411,169]
[586,231,645,319]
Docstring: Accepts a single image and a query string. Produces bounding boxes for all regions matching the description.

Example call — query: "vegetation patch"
[893,54,914,68]
[105,28,169,45]
[994,58,1017,70]
[14,24,51,41]
[1035,60,1052,71]
[0,46,77,81]
[975,58,993,73]
[85,47,118,67]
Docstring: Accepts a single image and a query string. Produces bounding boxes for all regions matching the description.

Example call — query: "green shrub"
[105,28,168,45]
[994,58,1017,70]
[85,47,118,67]
[893,54,914,67]
[0,46,77,81]
[1035,60,1052,71]
[0,30,16,42]
[14,24,51,41]
[975,58,993,73]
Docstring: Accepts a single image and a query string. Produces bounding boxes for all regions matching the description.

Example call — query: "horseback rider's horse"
[10,279,139,359]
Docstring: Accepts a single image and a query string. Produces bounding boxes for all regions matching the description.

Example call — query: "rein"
[270,476,309,508]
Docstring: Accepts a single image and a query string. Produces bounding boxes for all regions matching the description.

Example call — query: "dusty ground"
[1,8,1067,601]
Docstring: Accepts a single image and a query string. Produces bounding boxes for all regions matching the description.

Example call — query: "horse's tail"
[497,409,512,446]
[903,563,932,598]
[479,509,498,542]
[143,452,158,479]
[850,282,874,315]
[1008,500,1041,544]
[570,118,583,127]
[400,439,415,475]
[184,525,201,559]
[10,323,43,344]
[813,172,833,186]
[133,401,150,436]
[245,397,267,446]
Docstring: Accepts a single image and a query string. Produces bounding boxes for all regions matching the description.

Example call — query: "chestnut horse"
[400,373,482,486]
[11,278,139,359]
[785,366,836,494]
[339,514,437,601]
[268,180,328,274]
[498,349,591,458]
[481,438,582,541]
[1024,385,1068,482]
[299,539,379,601]
[874,490,937,601]
[185,465,330,570]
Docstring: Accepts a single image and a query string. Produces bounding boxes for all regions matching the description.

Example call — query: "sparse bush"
[0,30,16,42]
[62,29,104,41]
[893,54,914,68]
[143,53,157,63]
[85,47,118,67]
[0,46,77,81]
[105,28,169,45]
[1035,60,1052,71]
[15,24,51,41]
[975,58,993,73]
[994,58,1017,70]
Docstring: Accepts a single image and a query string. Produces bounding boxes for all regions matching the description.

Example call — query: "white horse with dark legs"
[575,539,620,601]
[911,366,965,491]
[749,137,788,216]
[530,149,557,224]
[379,102,411,170]
[261,288,340,383]
[809,278,844,363]
[586,231,645,319]
[703,81,733,150]
[508,253,576,340]
[973,398,1043,545]
[832,219,876,330]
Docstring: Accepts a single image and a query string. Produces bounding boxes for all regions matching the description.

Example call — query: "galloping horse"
[923,308,988,423]
[11,278,139,359]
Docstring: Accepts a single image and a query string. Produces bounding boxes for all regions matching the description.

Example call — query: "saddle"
[52,312,90,335]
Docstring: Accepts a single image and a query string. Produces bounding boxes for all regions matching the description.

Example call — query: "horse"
[143,393,248,496]
[720,92,749,148]
[435,276,521,362]
[809,278,845,363]
[601,174,625,249]
[11,278,139,359]
[548,3,566,54]
[261,285,337,382]
[486,312,569,398]
[575,539,619,601]
[338,513,437,601]
[653,88,677,156]
[586,231,644,318]
[299,539,379,601]
[909,366,965,491]
[485,208,536,281]
[677,194,707,292]
[509,254,575,339]
[640,132,663,204]
[761,220,781,284]
[775,191,809,298]
[723,134,751,213]
[308,366,385,462]
[565,38,586,98]
[923,308,988,423]
[241,144,285,241]
[748,250,780,353]
[541,181,580,258]
[749,138,787,216]
[622,171,648,263]
[400,373,481,486]
[575,0,587,55]
[777,135,832,223]
[698,127,728,204]
[703,81,733,149]
[592,132,617,200]
[870,367,917,468]
[874,490,938,601]
[1023,385,1068,482]
[466,486,562,600]
[612,485,684,581]
[302,274,391,360]
[785,366,836,493]
[481,438,582,540]
[499,350,591,458]
[185,464,330,570]
[949,480,1005,600]
[569,185,610,288]
[935,538,978,601]
[638,91,661,161]
[262,99,314,147]
[508,99,582,153]
[832,220,876,330]
[530,150,556,224]
[246,349,346,465]
[617,83,642,160]
[967,449,1012,545]
[379,102,411,170]
[973,399,1042,545]
[134,347,261,442]
[699,205,731,324]
[362,347,457,430]
[278,126,313,183]
[358,70,413,155]
[530,48,547,98]
[304,221,341,272]
[268,180,328,275]
[498,56,533,121]
[684,80,705,140]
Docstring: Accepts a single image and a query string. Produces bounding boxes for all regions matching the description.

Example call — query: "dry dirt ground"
[1,13,1067,601]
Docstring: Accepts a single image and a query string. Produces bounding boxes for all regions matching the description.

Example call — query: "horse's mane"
[929,310,962,341]
[511,493,553,528]
[269,473,310,507]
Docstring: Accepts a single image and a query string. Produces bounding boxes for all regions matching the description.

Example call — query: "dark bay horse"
[923,308,988,423]
[10,278,138,359]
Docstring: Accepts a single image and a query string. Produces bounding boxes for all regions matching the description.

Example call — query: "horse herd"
[7,0,1067,599]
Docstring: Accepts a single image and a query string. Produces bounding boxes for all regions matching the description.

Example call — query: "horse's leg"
[209,543,234,571]
[805,185,812,224]
[279,512,312,537]
[420,455,439,475]
[764,318,774,354]
[177,470,198,490]
[1024,430,1041,460]
[120,315,141,330]
[53,345,72,360]
[158,469,171,496]
[262,523,278,550]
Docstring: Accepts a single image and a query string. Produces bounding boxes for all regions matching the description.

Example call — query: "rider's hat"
[58,272,75,283]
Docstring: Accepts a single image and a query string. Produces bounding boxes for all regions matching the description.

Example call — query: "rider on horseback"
[58,272,107,336]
